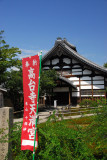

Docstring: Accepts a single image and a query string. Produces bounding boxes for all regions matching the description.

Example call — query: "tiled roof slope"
[59,76,77,89]
[42,38,107,75]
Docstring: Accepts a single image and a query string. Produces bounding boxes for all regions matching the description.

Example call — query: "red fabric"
[21,55,39,151]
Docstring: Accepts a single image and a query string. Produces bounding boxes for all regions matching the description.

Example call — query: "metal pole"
[33,51,42,160]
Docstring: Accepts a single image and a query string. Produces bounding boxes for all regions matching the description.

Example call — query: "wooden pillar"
[69,88,71,105]
[79,77,81,102]
[43,96,45,105]
[104,77,106,100]
[91,77,93,100]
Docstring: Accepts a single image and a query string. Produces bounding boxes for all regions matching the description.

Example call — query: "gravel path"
[14,107,94,124]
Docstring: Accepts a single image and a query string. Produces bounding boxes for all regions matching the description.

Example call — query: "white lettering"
[23,128,27,131]
[33,59,37,66]
[29,104,36,114]
[28,91,36,103]
[28,127,35,139]
[25,61,29,67]
[24,122,28,126]
[29,114,37,127]
[25,107,28,111]
[28,79,35,91]
[28,67,35,79]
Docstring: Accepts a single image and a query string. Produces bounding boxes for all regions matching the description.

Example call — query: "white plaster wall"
[93,85,104,89]
[63,66,71,69]
[72,72,82,75]
[93,76,104,80]
[53,66,60,69]
[72,65,81,68]
[81,95,105,97]
[43,67,50,69]
[81,95,92,97]
[63,58,71,64]
[81,85,92,89]
[93,95,105,97]
[83,69,92,75]
[52,58,59,65]
[81,81,91,85]
[80,77,91,80]
[72,69,82,72]
[44,60,50,65]
[93,80,104,84]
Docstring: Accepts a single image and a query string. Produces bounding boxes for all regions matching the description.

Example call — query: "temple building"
[42,38,107,106]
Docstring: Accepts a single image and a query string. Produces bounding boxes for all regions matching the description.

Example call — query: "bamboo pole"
[33,51,42,160]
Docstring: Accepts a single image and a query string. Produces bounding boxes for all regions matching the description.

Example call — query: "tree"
[0,30,22,110]
[40,69,58,96]
[0,30,21,84]
[5,69,23,111]
[103,63,107,68]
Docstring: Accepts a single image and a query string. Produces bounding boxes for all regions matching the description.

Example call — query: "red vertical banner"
[21,55,39,151]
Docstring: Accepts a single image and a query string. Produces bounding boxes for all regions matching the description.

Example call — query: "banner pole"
[33,51,42,160]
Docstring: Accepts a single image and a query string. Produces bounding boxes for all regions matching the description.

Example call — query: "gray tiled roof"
[63,43,107,74]
[42,38,107,75]
[59,76,77,89]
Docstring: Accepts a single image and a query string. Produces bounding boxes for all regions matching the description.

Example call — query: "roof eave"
[59,76,77,89]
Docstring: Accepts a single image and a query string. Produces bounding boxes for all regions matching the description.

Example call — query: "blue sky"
[0,0,107,66]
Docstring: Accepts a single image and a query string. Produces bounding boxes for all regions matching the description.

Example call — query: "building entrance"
[53,92,69,105]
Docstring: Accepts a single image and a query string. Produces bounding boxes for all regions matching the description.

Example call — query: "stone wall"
[0,107,13,160]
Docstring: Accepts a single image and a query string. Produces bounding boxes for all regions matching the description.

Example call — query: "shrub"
[89,100,98,107]
[4,115,94,160]
[36,115,94,160]
[79,99,93,108]
[96,97,107,107]
[1,105,107,160]
[85,106,107,159]
[80,98,99,108]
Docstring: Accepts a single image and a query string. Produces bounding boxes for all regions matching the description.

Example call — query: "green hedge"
[1,105,107,160]
[79,98,106,108]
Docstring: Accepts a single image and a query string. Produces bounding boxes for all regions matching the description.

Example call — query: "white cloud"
[20,49,38,54]
[19,49,48,59]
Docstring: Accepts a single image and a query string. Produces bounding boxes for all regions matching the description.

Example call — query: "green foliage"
[5,69,23,111]
[96,97,107,107]
[40,69,58,96]
[1,100,106,160]
[85,106,107,159]
[5,117,94,160]
[7,122,32,160]
[0,128,8,143]
[0,30,23,110]
[80,99,98,108]
[36,115,94,160]
[103,62,107,68]
[0,30,21,84]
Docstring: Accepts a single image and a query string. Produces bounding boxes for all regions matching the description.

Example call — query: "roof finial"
[57,37,62,40]
[63,38,67,41]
